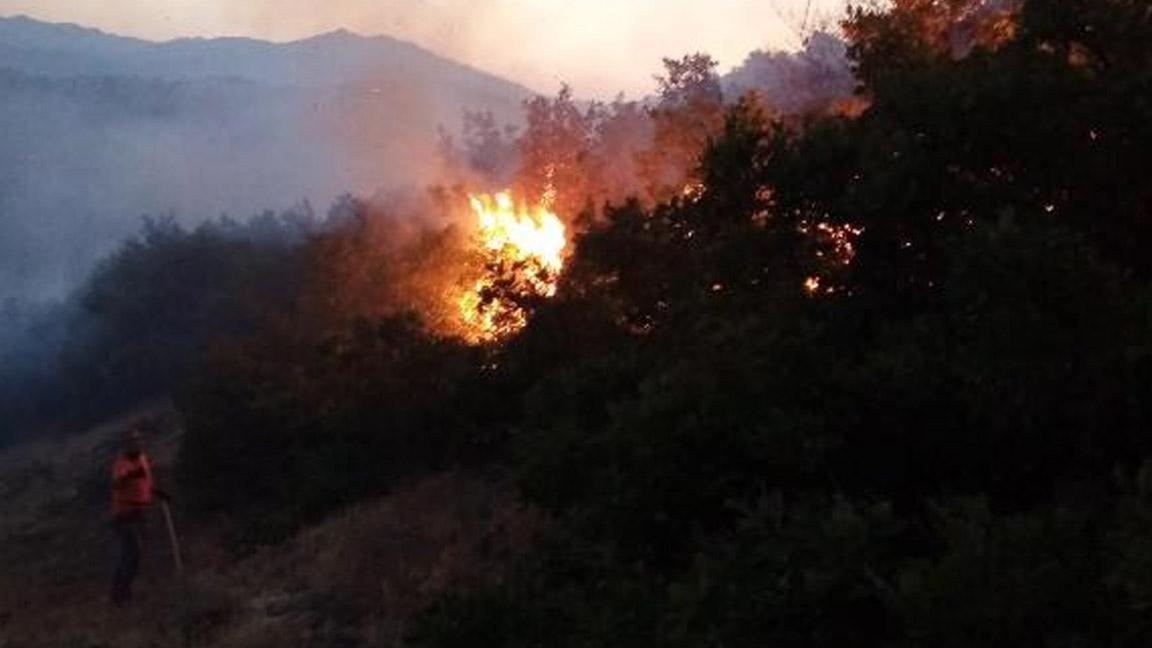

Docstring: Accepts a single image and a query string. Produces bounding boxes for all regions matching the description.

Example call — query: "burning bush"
[455,191,568,343]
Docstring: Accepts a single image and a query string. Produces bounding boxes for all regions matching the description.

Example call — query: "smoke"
[0,17,536,444]
[0,75,338,301]
[0,13,867,443]
[722,32,856,115]
[0,16,856,309]
[0,24,529,304]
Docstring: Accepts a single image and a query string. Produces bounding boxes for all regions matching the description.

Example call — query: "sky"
[0,0,847,98]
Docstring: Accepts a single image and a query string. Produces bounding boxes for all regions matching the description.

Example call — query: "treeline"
[0,209,316,443]
[171,0,1152,645]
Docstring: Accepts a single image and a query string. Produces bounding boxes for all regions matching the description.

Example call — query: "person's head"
[121,425,146,458]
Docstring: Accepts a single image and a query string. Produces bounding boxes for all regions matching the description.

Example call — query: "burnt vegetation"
[6,0,1152,644]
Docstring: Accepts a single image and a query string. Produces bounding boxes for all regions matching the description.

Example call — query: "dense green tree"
[411,1,1152,645]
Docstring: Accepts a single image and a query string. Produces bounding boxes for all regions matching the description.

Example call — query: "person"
[109,424,169,606]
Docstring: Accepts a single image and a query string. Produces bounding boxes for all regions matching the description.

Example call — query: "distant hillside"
[0,15,534,301]
[0,15,532,93]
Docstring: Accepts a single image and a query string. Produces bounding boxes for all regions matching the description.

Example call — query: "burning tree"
[455,191,568,343]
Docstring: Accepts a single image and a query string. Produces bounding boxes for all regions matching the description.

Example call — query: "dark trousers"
[110,511,145,605]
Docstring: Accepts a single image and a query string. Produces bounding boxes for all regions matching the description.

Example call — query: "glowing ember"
[458,191,567,343]
[681,181,706,202]
[798,220,863,296]
[798,220,864,266]
[803,276,823,295]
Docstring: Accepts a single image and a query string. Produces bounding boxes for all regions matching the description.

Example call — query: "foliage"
[174,196,520,537]
[412,0,1152,645]
[22,0,1149,642]
[0,209,313,442]
[176,313,491,538]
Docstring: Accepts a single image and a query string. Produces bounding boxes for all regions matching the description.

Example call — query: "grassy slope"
[0,409,537,647]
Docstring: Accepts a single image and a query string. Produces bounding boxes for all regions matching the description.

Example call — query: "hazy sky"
[0,0,847,97]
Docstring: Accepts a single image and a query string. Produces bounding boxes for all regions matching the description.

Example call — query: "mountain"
[0,15,534,301]
[0,15,530,93]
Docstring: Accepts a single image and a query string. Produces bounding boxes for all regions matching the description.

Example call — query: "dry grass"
[214,472,540,647]
[0,403,190,648]
[0,408,539,647]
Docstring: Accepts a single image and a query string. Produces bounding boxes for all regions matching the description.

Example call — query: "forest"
[6,0,1152,644]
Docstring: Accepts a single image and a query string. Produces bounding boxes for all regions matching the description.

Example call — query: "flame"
[457,191,567,343]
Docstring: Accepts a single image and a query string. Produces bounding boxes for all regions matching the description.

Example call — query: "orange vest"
[111,453,154,516]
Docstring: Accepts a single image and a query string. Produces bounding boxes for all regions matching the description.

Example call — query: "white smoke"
[723,32,855,115]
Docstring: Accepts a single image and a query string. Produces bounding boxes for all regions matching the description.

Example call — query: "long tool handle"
[160,501,184,574]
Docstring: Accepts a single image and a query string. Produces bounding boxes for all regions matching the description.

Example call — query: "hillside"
[5,1,1152,645]
[0,407,535,647]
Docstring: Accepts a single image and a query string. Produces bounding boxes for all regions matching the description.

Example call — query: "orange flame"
[457,191,567,343]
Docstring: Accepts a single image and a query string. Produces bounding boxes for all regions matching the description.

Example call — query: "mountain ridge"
[0,14,537,94]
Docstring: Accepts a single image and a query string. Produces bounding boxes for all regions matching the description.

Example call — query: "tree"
[637,54,725,203]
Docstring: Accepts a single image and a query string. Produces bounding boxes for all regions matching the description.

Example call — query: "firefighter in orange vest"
[109,425,169,606]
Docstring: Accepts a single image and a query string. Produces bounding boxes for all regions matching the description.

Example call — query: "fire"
[457,191,567,343]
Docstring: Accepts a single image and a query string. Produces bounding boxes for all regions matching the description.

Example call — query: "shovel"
[160,499,193,647]
[160,500,184,574]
